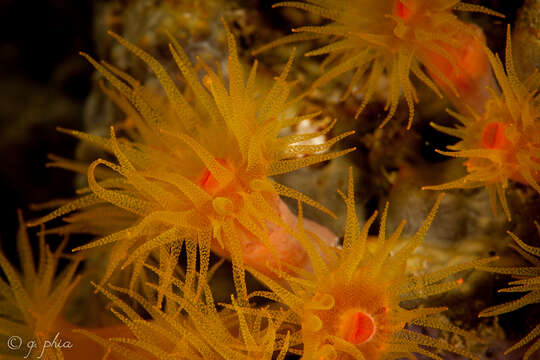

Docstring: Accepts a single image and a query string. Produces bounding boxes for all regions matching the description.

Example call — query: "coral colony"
[1,1,539,359]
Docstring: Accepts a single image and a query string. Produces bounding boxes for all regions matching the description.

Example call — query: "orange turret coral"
[253,0,502,129]
[28,22,353,301]
[247,169,495,359]
[77,280,225,359]
[3,2,539,360]
[78,260,291,359]
[424,27,540,221]
[478,222,540,360]
[0,211,81,359]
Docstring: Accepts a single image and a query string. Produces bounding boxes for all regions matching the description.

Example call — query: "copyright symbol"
[7,336,22,350]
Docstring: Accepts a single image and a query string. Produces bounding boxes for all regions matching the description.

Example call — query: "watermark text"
[7,332,73,359]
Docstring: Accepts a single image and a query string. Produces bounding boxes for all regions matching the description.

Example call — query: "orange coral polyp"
[482,122,509,149]
[305,271,392,358]
[425,27,540,220]
[255,0,501,128]
[30,22,353,300]
[341,309,376,344]
[248,169,492,359]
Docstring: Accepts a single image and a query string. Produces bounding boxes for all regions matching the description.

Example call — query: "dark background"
[0,0,94,244]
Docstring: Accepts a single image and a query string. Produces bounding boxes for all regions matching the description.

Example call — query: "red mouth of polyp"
[344,310,376,344]
[394,0,414,21]
[482,122,508,149]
